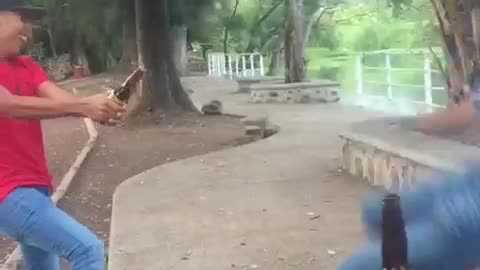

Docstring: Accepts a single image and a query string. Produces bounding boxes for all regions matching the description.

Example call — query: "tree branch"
[403,1,431,12]
[304,6,335,49]
[428,46,449,86]
[472,7,480,58]
[223,0,241,54]
[315,8,334,24]
[256,0,283,28]
[259,25,282,51]
[244,0,283,52]
[430,0,457,65]
[430,0,451,34]
[333,10,377,24]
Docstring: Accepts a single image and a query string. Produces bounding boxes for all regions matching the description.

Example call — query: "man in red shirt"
[0,1,125,269]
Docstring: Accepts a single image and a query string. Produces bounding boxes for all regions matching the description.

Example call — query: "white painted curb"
[0,89,99,270]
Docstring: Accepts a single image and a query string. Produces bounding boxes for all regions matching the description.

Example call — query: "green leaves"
[168,0,214,26]
[388,0,413,17]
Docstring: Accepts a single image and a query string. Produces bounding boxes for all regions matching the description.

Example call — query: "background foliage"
[27,0,440,93]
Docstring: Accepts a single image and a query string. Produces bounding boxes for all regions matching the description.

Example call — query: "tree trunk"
[132,0,197,116]
[116,0,137,69]
[223,0,241,72]
[73,35,90,75]
[120,0,138,67]
[170,25,188,76]
[267,35,284,76]
[124,0,146,116]
[284,0,306,83]
[47,24,57,57]
[268,49,283,76]
[135,0,144,67]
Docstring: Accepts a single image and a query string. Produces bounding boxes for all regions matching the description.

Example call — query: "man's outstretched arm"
[0,85,86,119]
[0,84,124,122]
[37,81,80,103]
[36,80,126,125]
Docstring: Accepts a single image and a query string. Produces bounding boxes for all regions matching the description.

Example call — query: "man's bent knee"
[68,238,105,270]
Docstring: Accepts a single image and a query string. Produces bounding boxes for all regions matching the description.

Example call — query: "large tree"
[130,0,197,116]
[119,0,138,67]
[248,0,342,79]
[389,0,480,131]
[283,0,343,83]
[429,0,479,106]
[284,0,306,83]
[223,0,242,55]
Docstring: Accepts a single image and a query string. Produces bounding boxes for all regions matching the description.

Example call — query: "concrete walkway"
[108,77,389,270]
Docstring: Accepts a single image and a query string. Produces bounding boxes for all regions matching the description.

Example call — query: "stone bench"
[250,80,341,104]
[235,76,284,93]
[339,118,480,192]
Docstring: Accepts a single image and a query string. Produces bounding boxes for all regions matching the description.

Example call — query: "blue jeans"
[0,187,104,270]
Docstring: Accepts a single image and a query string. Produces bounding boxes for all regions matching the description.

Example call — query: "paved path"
[108,77,391,270]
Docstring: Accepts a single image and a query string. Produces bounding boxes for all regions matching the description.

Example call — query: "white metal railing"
[208,52,265,79]
[353,48,447,114]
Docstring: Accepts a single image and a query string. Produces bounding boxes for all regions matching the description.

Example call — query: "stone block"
[250,80,341,104]
[201,100,223,115]
[235,76,283,93]
[244,125,263,137]
[264,124,280,138]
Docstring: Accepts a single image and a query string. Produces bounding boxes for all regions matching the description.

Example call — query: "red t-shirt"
[0,56,52,202]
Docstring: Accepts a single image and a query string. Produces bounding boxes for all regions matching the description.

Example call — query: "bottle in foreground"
[108,66,145,106]
[382,193,409,270]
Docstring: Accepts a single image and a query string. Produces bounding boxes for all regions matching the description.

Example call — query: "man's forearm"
[0,95,86,120]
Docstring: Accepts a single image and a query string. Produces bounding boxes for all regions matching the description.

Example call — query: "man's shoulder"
[0,55,39,68]
[15,55,39,66]
[14,56,47,75]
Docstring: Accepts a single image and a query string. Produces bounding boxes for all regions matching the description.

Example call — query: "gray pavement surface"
[108,77,390,270]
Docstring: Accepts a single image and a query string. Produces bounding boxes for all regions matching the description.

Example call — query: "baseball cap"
[0,0,45,21]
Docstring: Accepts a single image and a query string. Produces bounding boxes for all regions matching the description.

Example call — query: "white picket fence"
[352,48,447,114]
[207,48,448,115]
[208,52,265,79]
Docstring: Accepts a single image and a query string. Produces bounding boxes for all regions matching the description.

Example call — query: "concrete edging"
[235,76,284,93]
[0,91,99,270]
[339,119,480,191]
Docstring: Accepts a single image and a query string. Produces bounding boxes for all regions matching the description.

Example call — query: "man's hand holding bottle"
[79,93,126,126]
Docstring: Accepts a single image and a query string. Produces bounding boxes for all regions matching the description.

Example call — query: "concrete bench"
[339,118,480,192]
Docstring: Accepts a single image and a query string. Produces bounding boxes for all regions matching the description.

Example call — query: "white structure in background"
[353,48,446,114]
[208,52,265,79]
